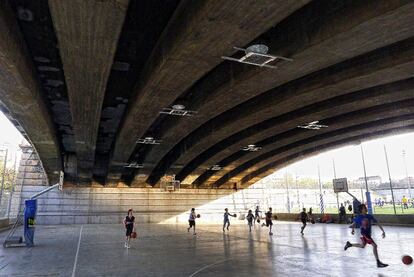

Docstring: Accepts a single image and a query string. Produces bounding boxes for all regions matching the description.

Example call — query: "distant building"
[354,176,382,188]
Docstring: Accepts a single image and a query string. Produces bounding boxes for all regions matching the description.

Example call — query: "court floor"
[0,222,413,276]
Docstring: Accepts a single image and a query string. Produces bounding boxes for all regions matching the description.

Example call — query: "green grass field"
[291,205,414,215]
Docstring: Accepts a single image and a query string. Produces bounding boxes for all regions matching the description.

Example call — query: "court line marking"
[72,225,83,277]
[188,258,231,277]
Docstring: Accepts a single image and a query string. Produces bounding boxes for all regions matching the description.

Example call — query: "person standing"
[299,208,308,235]
[344,204,388,268]
[223,208,236,232]
[402,195,408,209]
[123,209,135,249]
[187,208,197,235]
[246,210,254,232]
[339,203,346,223]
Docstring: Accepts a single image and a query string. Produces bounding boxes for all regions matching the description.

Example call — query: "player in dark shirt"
[223,208,236,232]
[123,209,135,249]
[344,204,388,268]
[261,207,274,235]
[246,210,254,232]
[254,206,261,225]
[299,208,308,235]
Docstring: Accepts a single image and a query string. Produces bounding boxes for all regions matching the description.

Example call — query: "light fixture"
[172,104,185,110]
[242,144,262,152]
[221,44,292,69]
[124,162,144,168]
[209,165,222,171]
[136,137,162,145]
[160,104,196,117]
[297,121,328,130]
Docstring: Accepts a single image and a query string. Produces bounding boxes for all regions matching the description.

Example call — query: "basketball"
[273,215,278,220]
[402,255,413,265]
[311,219,316,224]
[257,219,260,223]
[233,214,237,217]
[197,214,201,218]
[131,231,137,239]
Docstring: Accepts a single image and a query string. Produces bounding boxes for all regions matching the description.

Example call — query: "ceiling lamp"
[209,165,222,171]
[124,162,144,168]
[160,104,197,117]
[297,121,328,130]
[242,144,262,152]
[221,44,292,69]
[136,137,162,145]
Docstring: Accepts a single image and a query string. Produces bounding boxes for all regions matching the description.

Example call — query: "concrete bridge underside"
[1,0,414,188]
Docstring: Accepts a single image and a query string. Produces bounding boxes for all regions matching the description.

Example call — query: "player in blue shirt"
[344,204,388,268]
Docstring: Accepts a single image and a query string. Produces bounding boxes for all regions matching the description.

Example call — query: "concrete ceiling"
[1,0,414,187]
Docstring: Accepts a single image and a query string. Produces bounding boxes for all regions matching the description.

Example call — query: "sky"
[0,112,26,168]
[0,110,413,180]
[274,132,414,181]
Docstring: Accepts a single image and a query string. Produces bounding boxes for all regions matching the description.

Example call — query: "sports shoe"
[126,244,130,249]
[193,233,197,236]
[344,241,352,251]
[377,261,388,268]
[269,232,273,235]
[124,242,127,248]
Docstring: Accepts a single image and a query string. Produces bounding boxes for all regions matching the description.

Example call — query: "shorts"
[361,235,375,245]
[265,219,273,226]
[189,220,195,227]
[126,227,133,237]
[247,220,253,226]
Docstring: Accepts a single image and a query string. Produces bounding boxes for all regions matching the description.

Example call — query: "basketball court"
[0,222,412,276]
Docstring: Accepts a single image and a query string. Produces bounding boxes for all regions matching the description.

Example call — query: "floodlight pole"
[295,171,300,209]
[285,170,291,213]
[402,150,412,199]
[317,163,324,214]
[332,158,340,211]
[360,145,373,214]
[384,145,397,215]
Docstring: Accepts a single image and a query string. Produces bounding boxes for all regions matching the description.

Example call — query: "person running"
[254,206,262,225]
[344,204,388,268]
[123,209,135,249]
[261,207,274,235]
[299,208,308,235]
[223,208,236,232]
[246,210,254,232]
[187,208,197,235]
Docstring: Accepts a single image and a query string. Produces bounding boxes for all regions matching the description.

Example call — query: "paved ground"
[0,222,413,276]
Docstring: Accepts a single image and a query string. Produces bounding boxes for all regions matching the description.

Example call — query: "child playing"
[299,208,308,235]
[123,209,135,249]
[246,210,254,232]
[254,206,261,225]
[223,208,236,232]
[187,208,197,235]
[261,207,274,235]
[344,204,388,268]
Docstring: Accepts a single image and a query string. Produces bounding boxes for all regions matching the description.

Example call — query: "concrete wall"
[20,185,252,224]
